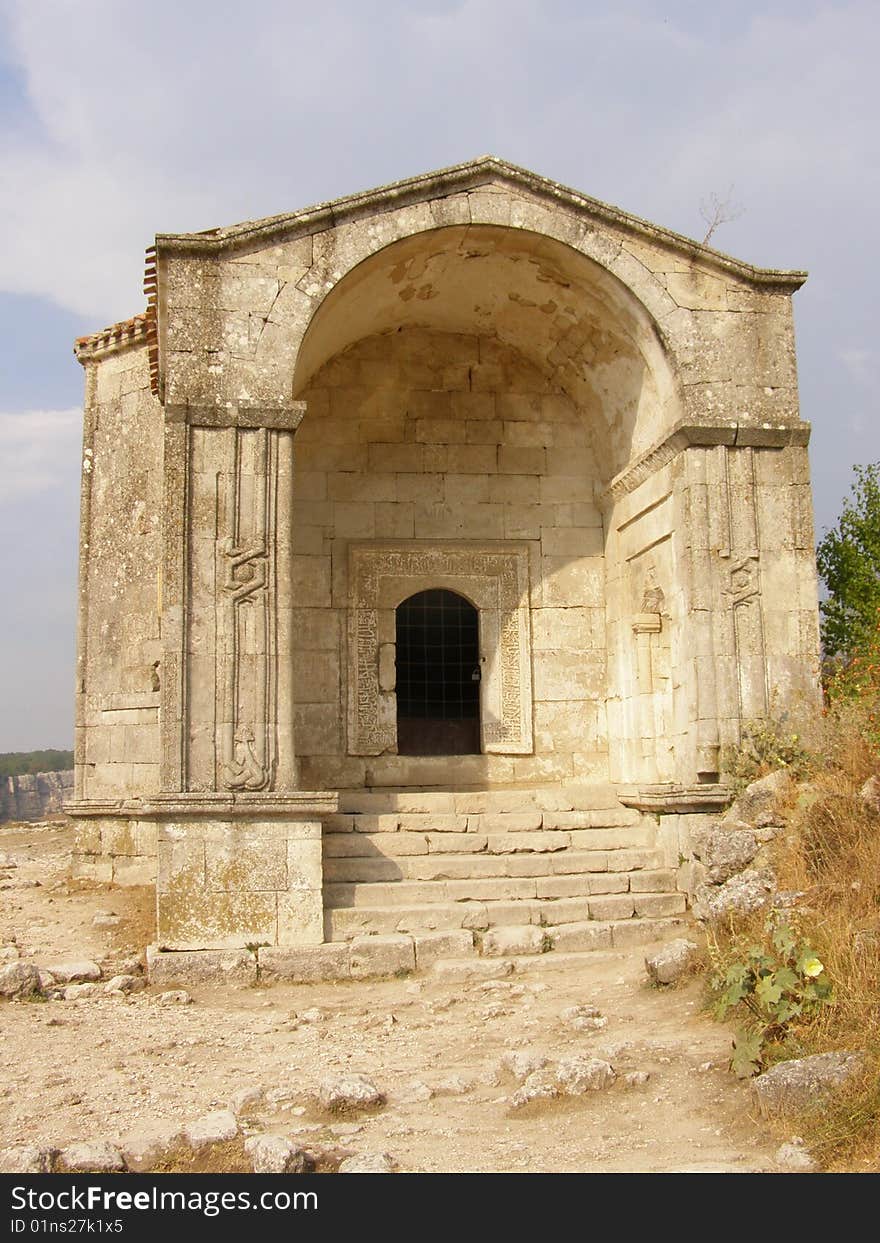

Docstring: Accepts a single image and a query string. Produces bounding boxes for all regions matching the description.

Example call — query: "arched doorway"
[395,589,481,756]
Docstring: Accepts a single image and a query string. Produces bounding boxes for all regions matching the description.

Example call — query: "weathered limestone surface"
[156,818,323,950]
[69,157,821,951]
[0,771,73,822]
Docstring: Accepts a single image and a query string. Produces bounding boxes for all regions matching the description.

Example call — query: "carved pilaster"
[160,405,302,795]
[215,428,275,791]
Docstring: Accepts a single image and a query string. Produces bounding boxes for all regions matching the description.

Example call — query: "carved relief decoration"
[348,542,533,756]
[727,554,769,720]
[215,428,277,791]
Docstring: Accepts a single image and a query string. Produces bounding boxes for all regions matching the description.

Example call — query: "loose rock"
[0,1145,55,1173]
[103,974,146,996]
[55,1142,125,1173]
[623,1071,651,1088]
[510,1067,559,1109]
[298,1007,324,1024]
[500,1050,548,1081]
[245,1135,310,1174]
[119,1121,186,1173]
[555,1056,616,1095]
[431,1073,473,1096]
[645,939,700,986]
[693,869,777,923]
[0,961,43,999]
[63,983,98,1001]
[692,824,759,883]
[44,960,102,984]
[183,1110,239,1149]
[229,1086,265,1116]
[338,1152,395,1173]
[317,1073,386,1115]
[859,775,880,816]
[561,1005,607,1032]
[727,770,793,828]
[753,1051,866,1117]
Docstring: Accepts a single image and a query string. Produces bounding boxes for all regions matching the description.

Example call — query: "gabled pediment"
[152,155,806,291]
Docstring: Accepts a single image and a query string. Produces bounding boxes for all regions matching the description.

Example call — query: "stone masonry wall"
[78,344,164,800]
[291,326,608,790]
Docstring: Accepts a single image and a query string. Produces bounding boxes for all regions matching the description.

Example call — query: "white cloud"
[0,2,875,323]
[0,408,81,503]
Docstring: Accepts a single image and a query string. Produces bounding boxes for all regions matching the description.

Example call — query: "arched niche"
[291,224,682,483]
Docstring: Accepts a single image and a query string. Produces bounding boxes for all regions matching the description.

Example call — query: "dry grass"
[722,701,880,1168]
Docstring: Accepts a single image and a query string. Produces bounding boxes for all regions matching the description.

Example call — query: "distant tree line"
[0,750,74,778]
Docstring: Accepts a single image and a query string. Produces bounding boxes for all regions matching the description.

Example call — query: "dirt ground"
[0,819,787,1173]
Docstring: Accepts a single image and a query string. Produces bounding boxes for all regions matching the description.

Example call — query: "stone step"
[335,784,624,816]
[322,824,658,858]
[148,914,691,990]
[323,806,642,833]
[323,850,670,885]
[325,890,686,938]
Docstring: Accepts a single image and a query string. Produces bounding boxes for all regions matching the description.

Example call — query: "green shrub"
[708,912,832,1078]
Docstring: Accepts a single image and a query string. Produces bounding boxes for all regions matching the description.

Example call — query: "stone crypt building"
[67,158,820,971]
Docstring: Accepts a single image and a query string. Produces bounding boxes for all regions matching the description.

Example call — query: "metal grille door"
[395,589,480,755]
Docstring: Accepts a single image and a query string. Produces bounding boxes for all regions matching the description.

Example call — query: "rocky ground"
[0,818,795,1173]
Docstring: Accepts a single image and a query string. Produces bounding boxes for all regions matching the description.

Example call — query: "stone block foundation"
[156,818,323,951]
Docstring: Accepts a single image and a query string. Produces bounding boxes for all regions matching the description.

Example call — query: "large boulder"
[727,770,793,828]
[692,869,777,923]
[691,823,759,883]
[753,1051,866,1117]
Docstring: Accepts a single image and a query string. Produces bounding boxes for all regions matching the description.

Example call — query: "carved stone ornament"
[347,542,534,756]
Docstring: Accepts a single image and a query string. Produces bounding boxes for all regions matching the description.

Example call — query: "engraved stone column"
[158,406,305,795]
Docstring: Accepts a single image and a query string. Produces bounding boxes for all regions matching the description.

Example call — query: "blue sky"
[0,0,877,751]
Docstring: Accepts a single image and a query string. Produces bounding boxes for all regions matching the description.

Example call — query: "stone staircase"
[322,785,688,956]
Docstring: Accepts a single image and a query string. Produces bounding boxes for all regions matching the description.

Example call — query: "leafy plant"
[709,913,832,1077]
[722,715,812,792]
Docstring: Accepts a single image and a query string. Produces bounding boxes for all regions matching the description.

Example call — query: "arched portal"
[395,589,481,756]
